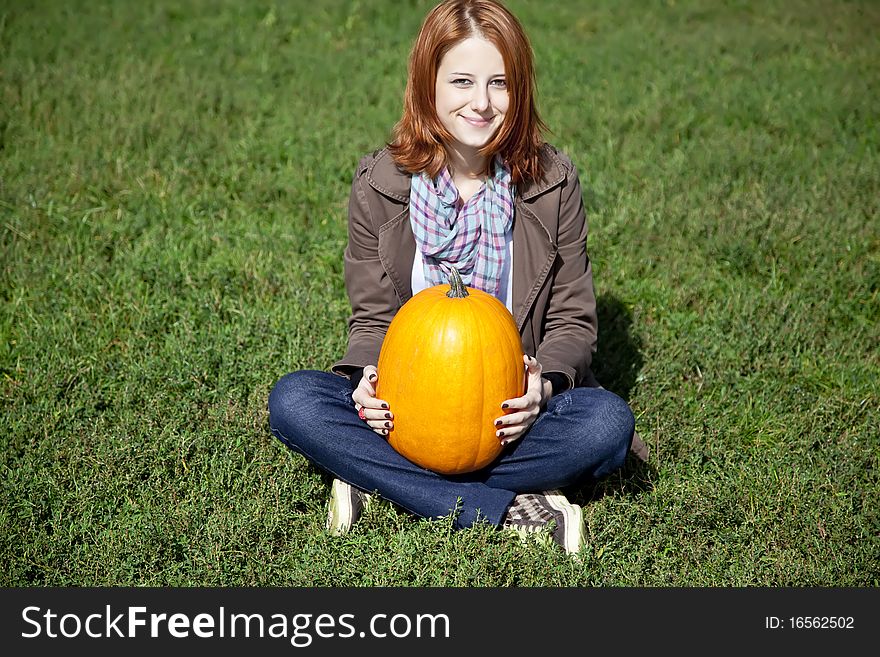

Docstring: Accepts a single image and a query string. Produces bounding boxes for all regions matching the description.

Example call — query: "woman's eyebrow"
[448,71,505,77]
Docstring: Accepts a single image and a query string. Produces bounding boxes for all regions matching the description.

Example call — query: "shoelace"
[504,518,554,533]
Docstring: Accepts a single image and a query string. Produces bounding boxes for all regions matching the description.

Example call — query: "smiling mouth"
[461,116,493,127]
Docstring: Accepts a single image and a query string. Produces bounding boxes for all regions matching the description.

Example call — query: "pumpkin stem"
[446,267,469,298]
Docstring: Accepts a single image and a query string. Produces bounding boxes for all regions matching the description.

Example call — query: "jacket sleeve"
[535,157,598,390]
[330,157,399,378]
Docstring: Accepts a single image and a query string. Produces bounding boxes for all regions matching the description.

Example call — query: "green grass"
[1,0,877,586]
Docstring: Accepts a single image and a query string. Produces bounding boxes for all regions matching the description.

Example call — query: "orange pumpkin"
[376,268,525,474]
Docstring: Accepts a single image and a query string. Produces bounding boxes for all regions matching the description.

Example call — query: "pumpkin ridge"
[393,293,454,464]
[481,293,523,388]
[472,297,498,467]
[450,291,494,472]
[445,298,479,472]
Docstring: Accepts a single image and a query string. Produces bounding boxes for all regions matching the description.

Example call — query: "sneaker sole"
[326,479,354,536]
[544,490,586,555]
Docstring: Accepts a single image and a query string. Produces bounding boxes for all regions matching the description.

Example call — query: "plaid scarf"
[409,157,514,298]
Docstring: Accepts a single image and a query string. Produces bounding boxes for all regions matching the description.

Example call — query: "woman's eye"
[491,79,507,88]
[452,78,472,86]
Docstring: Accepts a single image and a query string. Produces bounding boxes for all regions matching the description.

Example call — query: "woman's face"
[435,36,509,153]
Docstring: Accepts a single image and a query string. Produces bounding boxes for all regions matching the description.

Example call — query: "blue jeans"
[268,370,635,529]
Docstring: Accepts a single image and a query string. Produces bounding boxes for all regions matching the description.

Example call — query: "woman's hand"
[494,355,552,447]
[352,365,394,437]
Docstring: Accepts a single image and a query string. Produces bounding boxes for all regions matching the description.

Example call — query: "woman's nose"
[470,86,490,112]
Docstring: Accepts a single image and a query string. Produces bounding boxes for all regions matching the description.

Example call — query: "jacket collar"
[365,144,567,203]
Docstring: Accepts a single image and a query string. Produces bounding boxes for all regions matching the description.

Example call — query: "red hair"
[387,0,548,185]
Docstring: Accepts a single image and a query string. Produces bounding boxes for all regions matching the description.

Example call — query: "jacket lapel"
[510,148,566,330]
[364,151,416,305]
[378,208,416,305]
[512,200,556,331]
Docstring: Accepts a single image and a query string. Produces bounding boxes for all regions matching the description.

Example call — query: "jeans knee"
[595,390,635,471]
[568,387,634,475]
[603,390,635,444]
[268,370,330,436]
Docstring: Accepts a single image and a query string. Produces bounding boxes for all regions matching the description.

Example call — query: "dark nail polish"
[381,403,388,409]
[385,412,392,419]
[502,403,509,409]
[494,420,502,426]
[498,430,504,437]
[385,421,391,428]
[369,374,377,381]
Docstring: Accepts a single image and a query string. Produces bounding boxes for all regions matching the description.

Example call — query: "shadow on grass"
[591,293,643,401]
[570,454,657,507]
[569,293,657,504]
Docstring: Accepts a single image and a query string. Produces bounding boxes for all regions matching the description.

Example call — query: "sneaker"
[502,490,585,556]
[325,478,372,536]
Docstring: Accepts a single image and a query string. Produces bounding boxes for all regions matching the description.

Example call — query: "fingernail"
[382,429,388,435]
[494,420,502,427]
[385,421,391,428]
[501,439,511,446]
[381,403,388,409]
[502,403,509,409]
[385,412,392,419]
[369,374,377,381]
[497,430,504,437]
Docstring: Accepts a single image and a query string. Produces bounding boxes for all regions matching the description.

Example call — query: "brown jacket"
[331,143,600,390]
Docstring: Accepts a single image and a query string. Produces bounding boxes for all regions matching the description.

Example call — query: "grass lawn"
[1,0,877,586]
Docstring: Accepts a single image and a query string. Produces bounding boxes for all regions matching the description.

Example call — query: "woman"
[268,0,638,556]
